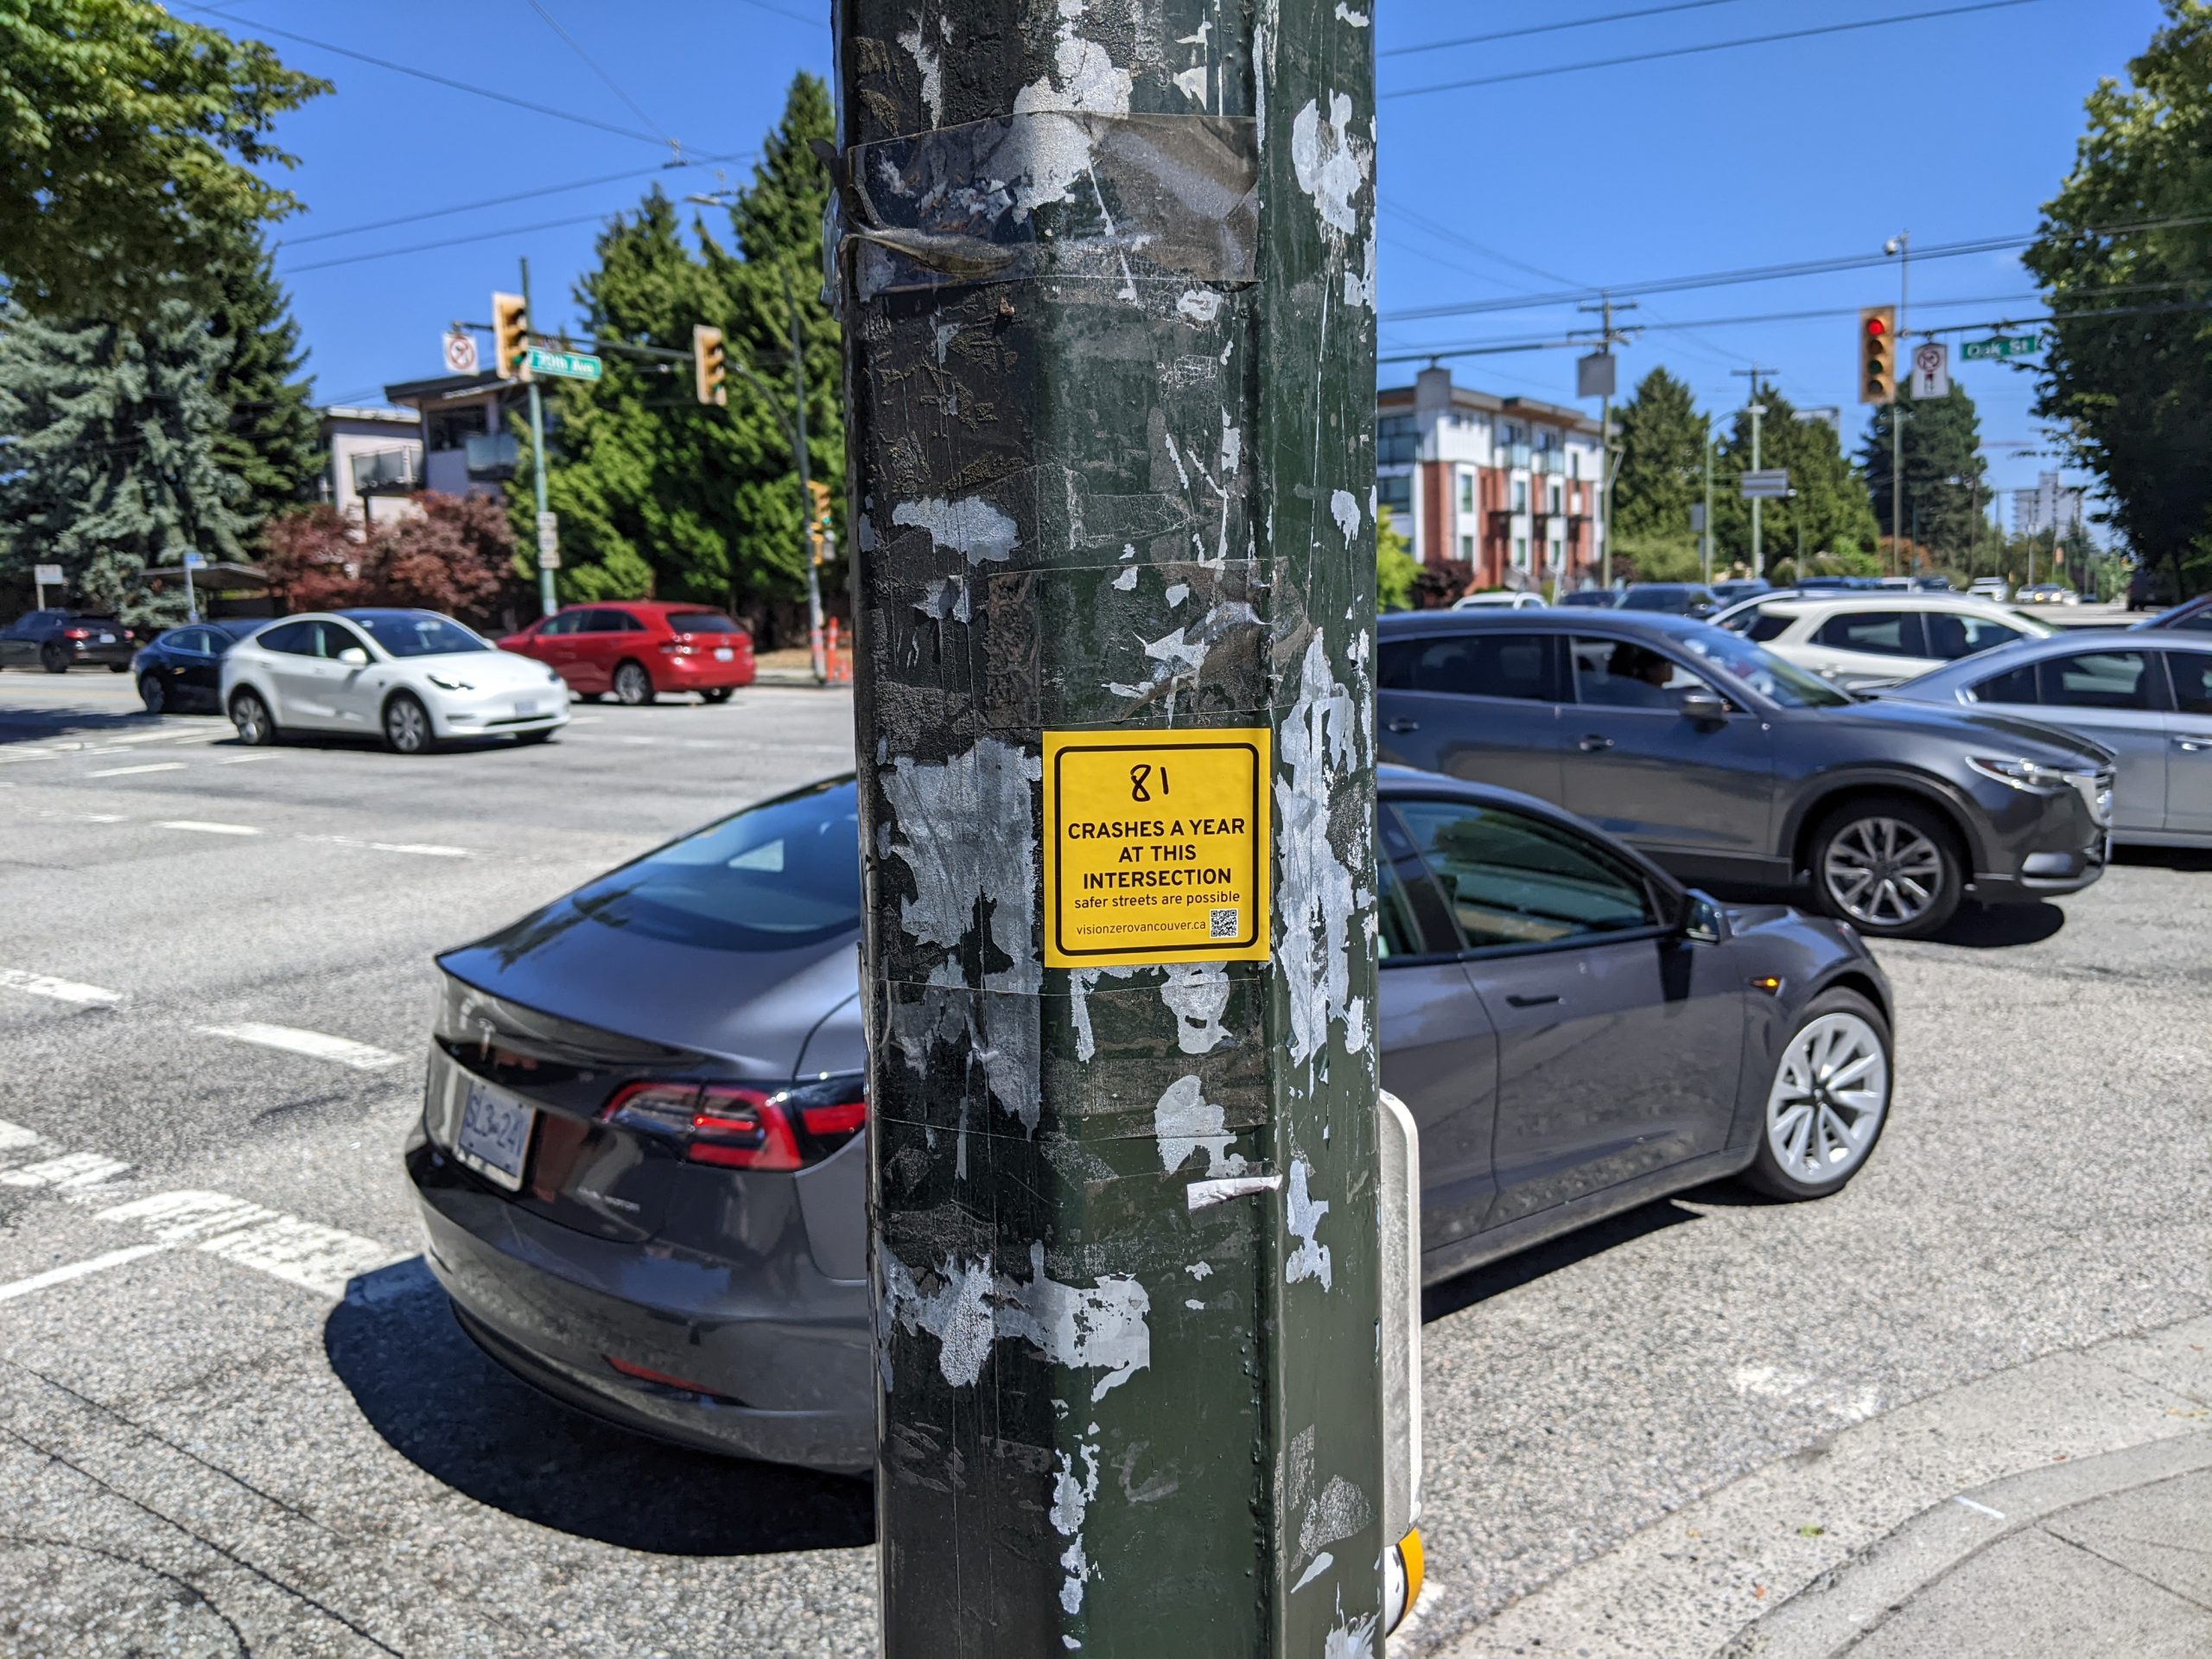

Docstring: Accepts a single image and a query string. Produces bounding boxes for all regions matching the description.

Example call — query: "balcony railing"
[349,448,420,495]
[465,431,520,480]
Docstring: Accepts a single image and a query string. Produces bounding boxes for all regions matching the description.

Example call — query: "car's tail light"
[601,1076,865,1170]
[604,1352,723,1395]
[660,638,696,655]
[62,627,89,639]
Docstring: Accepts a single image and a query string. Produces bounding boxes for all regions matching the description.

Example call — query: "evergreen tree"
[1611,368,1708,543]
[0,302,250,623]
[207,232,321,528]
[1860,382,1989,566]
[1714,385,1880,575]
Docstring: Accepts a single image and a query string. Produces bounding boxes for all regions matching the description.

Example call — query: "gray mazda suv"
[1378,610,2115,939]
[408,769,1892,1472]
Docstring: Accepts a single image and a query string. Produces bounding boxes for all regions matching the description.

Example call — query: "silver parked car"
[1885,633,2212,845]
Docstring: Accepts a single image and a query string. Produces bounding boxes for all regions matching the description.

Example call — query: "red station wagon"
[499,601,756,704]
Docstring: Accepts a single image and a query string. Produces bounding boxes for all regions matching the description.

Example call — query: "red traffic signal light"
[1859,306,1897,404]
[1863,315,1887,338]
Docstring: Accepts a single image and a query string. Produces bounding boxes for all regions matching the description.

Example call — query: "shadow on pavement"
[1926,900,2066,949]
[1421,1198,1705,1324]
[2114,844,2212,874]
[325,1257,874,1556]
[0,705,192,745]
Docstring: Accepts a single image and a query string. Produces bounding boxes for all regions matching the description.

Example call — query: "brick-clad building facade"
[1376,366,1606,593]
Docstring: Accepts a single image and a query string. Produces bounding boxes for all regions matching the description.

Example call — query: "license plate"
[99,633,115,644]
[714,648,734,662]
[455,1076,535,1191]
[514,698,542,719]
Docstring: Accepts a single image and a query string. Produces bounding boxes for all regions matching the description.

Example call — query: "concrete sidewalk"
[1431,1313,2212,1658]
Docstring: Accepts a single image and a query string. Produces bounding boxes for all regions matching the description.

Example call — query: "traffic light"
[692,324,727,406]
[493,291,531,381]
[807,478,833,563]
[1859,306,1897,404]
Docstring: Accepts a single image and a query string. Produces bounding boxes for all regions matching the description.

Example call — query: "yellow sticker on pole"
[1042,728,1271,967]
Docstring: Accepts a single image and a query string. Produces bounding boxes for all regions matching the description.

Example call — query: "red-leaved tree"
[258,503,365,612]
[259,493,517,624]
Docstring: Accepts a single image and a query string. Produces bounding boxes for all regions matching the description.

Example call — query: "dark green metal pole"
[830,3,1383,1652]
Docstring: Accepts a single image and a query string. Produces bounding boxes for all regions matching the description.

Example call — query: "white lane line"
[0,1120,39,1153]
[98,1191,405,1299]
[87,761,185,778]
[198,1022,403,1071]
[30,810,128,823]
[217,753,276,764]
[95,728,200,745]
[155,820,262,836]
[0,968,124,1006]
[366,842,473,858]
[0,1244,168,1306]
[0,1152,134,1192]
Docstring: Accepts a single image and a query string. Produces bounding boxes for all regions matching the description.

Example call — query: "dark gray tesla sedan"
[1379,609,2116,939]
[408,768,1893,1473]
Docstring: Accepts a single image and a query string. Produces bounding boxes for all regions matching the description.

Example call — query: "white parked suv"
[1711,592,2059,690]
[223,609,571,753]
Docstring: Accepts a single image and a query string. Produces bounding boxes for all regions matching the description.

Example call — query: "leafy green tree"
[0,1,327,317]
[0,301,249,623]
[206,232,321,528]
[1712,385,1878,575]
[1376,506,1416,610]
[1860,383,1991,568]
[2024,0,2212,597]
[1611,367,1709,543]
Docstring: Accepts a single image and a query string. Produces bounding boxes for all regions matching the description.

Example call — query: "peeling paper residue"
[1187,1172,1280,1211]
[1007,5,1135,218]
[1292,1550,1334,1592]
[1275,633,1359,1066]
[1186,1260,1213,1280]
[1153,1074,1245,1179]
[896,16,944,128]
[1329,488,1361,544]
[1325,1603,1379,1659]
[1052,1436,1101,1616]
[1288,92,1376,309]
[893,495,1019,565]
[1067,964,1133,1063]
[1334,2,1370,23]
[880,1242,1151,1402]
[1105,601,1258,708]
[1164,582,1190,608]
[1160,961,1230,1052]
[1112,564,1138,591]
[1176,288,1223,324]
[1284,1157,1332,1289]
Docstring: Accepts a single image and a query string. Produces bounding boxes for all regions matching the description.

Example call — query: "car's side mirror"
[1680,891,1726,943]
[1678,690,1729,723]
[337,646,370,667]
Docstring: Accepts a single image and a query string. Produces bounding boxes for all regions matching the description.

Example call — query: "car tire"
[702,687,734,703]
[1808,797,1963,940]
[1742,988,1893,1202]
[140,674,166,715]
[382,691,434,754]
[578,691,604,703]
[514,728,556,746]
[229,688,276,746]
[40,643,67,674]
[612,660,654,705]
[106,661,129,673]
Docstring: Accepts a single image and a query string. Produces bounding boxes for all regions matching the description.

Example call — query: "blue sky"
[216,0,2164,528]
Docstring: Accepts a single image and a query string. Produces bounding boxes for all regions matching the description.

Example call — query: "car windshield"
[562,778,861,952]
[1676,625,1854,709]
[349,613,490,657]
[668,611,743,633]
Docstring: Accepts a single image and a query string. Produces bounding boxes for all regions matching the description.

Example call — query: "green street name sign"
[526,347,603,381]
[1961,334,2040,361]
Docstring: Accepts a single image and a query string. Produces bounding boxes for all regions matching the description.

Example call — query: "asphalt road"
[1,668,2205,1657]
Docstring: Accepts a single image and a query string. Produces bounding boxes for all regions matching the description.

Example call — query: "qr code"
[1209,906,1240,940]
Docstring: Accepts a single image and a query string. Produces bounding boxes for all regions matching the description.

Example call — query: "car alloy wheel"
[140,674,165,715]
[1821,816,1946,931]
[1762,1009,1889,1191]
[40,642,67,674]
[231,690,274,746]
[383,694,431,753]
[613,661,653,705]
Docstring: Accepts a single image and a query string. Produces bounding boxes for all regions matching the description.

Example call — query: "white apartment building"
[2011,471,2086,539]
[1376,366,1607,591]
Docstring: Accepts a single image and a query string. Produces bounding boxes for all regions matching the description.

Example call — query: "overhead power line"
[277,155,750,249]
[524,0,679,149]
[281,210,625,276]
[1382,0,1751,59]
[178,3,670,147]
[1382,0,2040,101]
[1380,212,2212,326]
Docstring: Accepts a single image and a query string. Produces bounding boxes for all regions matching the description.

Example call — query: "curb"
[1428,1312,2212,1659]
[1723,1430,2212,1656]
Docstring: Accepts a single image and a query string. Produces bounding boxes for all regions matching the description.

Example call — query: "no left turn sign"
[443,331,480,374]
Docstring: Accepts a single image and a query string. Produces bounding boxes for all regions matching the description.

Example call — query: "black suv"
[0,609,137,672]
[1378,610,2115,938]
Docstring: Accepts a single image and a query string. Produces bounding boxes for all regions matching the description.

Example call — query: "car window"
[553,778,861,953]
[1378,632,1560,702]
[1373,854,1421,960]
[163,628,204,653]
[1741,612,1795,643]
[1924,613,2023,661]
[320,621,372,660]
[537,613,580,637]
[350,613,489,657]
[2039,650,2152,711]
[2170,609,2212,634]
[256,620,313,655]
[1394,798,1657,950]
[668,611,742,634]
[1813,610,1927,658]
[2165,652,2212,715]
[1568,635,1717,710]
[1969,661,2038,704]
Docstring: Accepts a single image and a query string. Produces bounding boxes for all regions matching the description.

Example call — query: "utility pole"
[832,5,1395,1655]
[521,257,556,619]
[780,264,827,685]
[1702,430,1716,583]
[1576,293,1637,588]
[1731,365,1777,575]
[1885,232,1910,576]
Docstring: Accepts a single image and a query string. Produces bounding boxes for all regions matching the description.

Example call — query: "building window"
[425,407,486,451]
[1459,533,1476,563]
[1458,473,1475,514]
[1377,414,1418,467]
[1548,480,1563,515]
[1567,450,1580,481]
[1512,479,1528,512]
[1513,536,1529,569]
[1376,473,1412,516]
